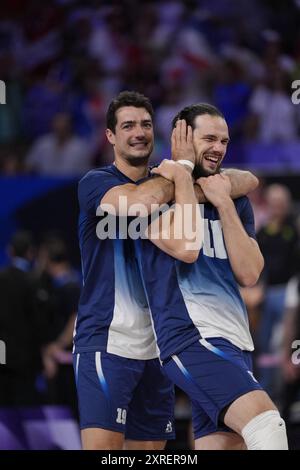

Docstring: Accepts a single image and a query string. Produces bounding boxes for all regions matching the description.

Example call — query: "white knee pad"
[241,410,288,450]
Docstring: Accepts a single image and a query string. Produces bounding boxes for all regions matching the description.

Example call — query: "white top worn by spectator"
[285,276,299,309]
[249,84,298,143]
[26,112,92,176]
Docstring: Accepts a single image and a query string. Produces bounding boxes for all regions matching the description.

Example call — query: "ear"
[106,128,116,145]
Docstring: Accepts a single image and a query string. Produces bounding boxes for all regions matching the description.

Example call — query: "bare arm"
[42,313,76,379]
[145,168,257,262]
[282,307,297,360]
[101,168,258,215]
[145,122,202,262]
[146,162,202,263]
[101,176,174,215]
[55,312,76,349]
[222,169,258,197]
[194,169,259,203]
[217,199,264,286]
[199,174,264,287]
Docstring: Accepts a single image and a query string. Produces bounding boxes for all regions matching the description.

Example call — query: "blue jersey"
[137,197,256,361]
[74,165,157,360]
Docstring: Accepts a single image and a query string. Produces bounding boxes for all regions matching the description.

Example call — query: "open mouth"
[204,155,219,167]
[130,142,148,148]
[204,155,219,164]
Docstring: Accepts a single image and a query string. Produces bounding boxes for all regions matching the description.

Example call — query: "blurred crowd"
[1,0,300,449]
[1,0,300,175]
[0,231,80,418]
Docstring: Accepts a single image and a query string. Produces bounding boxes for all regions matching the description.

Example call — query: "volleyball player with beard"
[138,104,289,450]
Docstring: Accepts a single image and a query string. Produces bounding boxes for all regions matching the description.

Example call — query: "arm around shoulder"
[222,169,259,198]
[101,177,174,216]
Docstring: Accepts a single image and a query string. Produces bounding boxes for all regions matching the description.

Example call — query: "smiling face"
[192,114,230,177]
[106,106,154,166]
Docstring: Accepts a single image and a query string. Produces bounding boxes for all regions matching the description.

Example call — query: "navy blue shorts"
[73,351,175,441]
[163,337,262,439]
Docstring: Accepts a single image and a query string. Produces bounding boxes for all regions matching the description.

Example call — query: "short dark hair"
[43,237,68,263]
[106,91,154,133]
[10,231,33,258]
[172,103,224,130]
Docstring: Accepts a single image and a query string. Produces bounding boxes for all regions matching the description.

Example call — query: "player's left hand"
[171,119,195,167]
[196,173,232,208]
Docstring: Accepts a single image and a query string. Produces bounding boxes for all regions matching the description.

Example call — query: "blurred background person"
[0,231,41,406]
[281,261,300,448]
[35,235,80,418]
[26,112,92,176]
[256,184,299,397]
